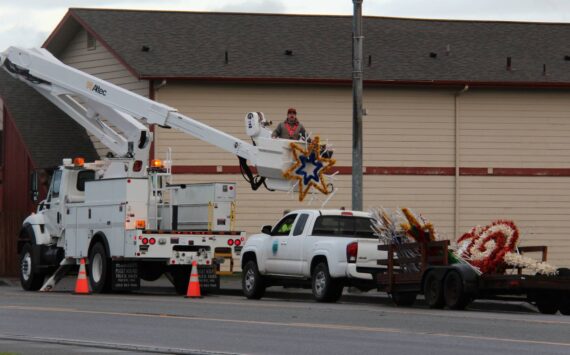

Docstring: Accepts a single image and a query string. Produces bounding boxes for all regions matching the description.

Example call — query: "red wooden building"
[0,69,97,276]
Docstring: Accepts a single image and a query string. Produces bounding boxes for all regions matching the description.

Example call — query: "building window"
[87,32,96,51]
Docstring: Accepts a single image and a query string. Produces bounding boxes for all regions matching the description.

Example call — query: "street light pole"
[352,0,364,211]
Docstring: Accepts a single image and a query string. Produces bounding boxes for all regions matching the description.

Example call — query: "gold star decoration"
[283,136,336,202]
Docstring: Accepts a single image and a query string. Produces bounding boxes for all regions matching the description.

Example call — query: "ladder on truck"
[148,149,173,230]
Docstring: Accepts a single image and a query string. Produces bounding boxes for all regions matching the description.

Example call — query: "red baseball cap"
[287,107,297,114]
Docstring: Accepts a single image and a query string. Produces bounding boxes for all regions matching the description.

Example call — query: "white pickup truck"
[240,209,383,302]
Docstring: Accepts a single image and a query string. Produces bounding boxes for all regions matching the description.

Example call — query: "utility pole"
[352,0,364,211]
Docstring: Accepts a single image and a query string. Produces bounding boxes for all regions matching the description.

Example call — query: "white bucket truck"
[1,46,317,293]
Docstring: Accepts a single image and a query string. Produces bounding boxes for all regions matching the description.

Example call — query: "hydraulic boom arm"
[1,46,298,191]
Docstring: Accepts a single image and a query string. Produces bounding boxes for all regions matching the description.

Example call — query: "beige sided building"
[44,9,570,266]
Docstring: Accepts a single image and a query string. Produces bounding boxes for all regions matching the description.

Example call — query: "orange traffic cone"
[185,260,202,298]
[73,258,90,295]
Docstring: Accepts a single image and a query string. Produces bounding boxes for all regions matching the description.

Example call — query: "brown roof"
[0,70,98,168]
[44,8,570,86]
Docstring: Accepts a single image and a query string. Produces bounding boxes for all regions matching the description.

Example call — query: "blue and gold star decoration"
[283,136,336,202]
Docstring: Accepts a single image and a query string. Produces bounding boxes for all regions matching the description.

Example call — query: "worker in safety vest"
[272,107,308,140]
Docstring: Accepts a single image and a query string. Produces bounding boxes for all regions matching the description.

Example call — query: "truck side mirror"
[261,225,272,235]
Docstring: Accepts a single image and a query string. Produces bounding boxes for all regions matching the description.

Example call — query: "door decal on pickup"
[272,240,279,255]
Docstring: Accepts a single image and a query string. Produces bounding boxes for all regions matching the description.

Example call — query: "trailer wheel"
[20,243,45,291]
[391,292,417,307]
[242,260,265,300]
[424,272,445,309]
[557,269,570,315]
[88,242,111,293]
[443,270,470,310]
[536,293,560,315]
[312,262,343,303]
[559,297,570,316]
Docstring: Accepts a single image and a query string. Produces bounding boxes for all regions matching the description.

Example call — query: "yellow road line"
[1,305,570,348]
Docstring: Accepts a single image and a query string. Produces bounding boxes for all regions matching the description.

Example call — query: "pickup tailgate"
[355,238,387,276]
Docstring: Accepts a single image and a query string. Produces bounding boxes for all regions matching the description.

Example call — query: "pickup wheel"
[391,292,417,307]
[424,272,445,309]
[242,260,265,299]
[312,262,343,303]
[443,270,471,310]
[20,243,45,291]
[88,242,111,293]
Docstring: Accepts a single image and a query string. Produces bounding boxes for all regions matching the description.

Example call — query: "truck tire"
[20,243,45,291]
[443,270,471,310]
[424,272,444,309]
[88,242,111,293]
[536,293,560,315]
[391,292,417,307]
[311,262,343,303]
[242,260,265,299]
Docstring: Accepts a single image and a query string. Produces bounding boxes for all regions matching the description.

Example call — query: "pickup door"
[264,213,310,276]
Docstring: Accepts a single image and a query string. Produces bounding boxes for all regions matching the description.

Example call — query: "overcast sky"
[1,0,570,51]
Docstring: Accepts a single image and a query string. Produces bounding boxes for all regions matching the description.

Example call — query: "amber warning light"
[150,159,164,169]
[136,220,146,229]
[73,157,85,167]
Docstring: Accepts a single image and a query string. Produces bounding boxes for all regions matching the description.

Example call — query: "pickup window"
[312,216,375,238]
[293,214,309,236]
[272,214,298,236]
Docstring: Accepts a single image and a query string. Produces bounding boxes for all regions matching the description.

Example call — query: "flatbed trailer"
[373,240,570,314]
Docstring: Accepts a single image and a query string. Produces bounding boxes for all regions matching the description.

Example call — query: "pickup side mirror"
[261,225,272,235]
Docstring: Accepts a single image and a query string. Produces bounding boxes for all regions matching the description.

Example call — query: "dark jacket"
[272,120,307,140]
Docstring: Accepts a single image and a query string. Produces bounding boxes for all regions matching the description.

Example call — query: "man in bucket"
[272,107,308,141]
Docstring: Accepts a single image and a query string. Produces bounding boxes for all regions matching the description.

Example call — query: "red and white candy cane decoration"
[456,220,519,274]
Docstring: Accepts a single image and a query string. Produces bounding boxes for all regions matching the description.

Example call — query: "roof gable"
[44,8,570,85]
[0,70,98,168]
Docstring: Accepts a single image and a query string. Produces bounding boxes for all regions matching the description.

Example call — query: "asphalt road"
[1,277,570,355]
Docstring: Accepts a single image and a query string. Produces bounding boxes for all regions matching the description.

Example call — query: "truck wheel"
[424,272,444,309]
[242,260,265,299]
[536,293,560,315]
[391,292,417,307]
[443,270,471,310]
[312,262,343,303]
[88,242,111,293]
[20,243,45,291]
